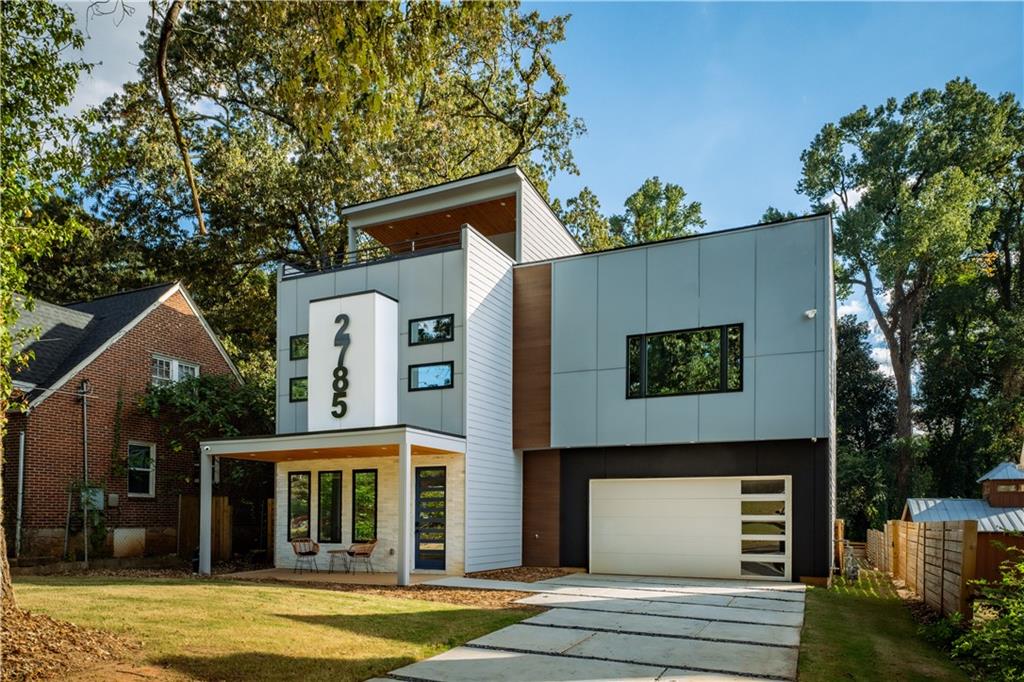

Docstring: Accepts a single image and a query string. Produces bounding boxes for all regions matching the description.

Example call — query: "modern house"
[2,283,240,559]
[200,166,837,584]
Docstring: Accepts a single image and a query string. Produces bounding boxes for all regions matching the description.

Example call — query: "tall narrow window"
[287,471,310,541]
[352,469,378,542]
[318,471,342,543]
[127,442,156,497]
[626,324,743,398]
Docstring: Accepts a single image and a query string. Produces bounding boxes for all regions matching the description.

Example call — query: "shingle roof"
[11,283,176,396]
[978,461,1024,482]
[906,498,1024,533]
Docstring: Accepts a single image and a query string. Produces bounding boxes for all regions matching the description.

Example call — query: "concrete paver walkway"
[380,573,806,681]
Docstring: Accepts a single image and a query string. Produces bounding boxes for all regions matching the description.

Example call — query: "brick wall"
[4,291,235,558]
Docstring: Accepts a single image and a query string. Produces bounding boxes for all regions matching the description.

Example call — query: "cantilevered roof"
[905,498,1024,533]
[978,461,1024,482]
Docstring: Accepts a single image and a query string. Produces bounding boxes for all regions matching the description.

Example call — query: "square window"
[289,377,308,402]
[409,315,454,345]
[289,335,309,360]
[408,362,454,391]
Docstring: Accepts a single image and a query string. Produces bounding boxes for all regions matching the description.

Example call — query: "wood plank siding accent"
[361,195,516,247]
[513,264,552,450]
[523,449,561,566]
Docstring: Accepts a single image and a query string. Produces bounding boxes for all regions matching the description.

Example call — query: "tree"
[760,206,801,223]
[1,1,91,608]
[609,177,705,244]
[553,187,622,252]
[835,315,898,538]
[798,78,1020,501]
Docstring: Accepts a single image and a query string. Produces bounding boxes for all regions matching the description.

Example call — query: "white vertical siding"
[518,181,581,263]
[464,228,519,571]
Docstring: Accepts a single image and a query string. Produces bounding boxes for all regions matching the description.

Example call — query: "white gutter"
[15,430,25,557]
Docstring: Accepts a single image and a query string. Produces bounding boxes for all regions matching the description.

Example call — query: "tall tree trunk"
[156,0,206,235]
[1,426,14,613]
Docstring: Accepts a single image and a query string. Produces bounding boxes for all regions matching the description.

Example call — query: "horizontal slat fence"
[875,520,977,618]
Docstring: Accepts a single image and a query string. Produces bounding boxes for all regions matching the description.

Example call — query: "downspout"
[15,429,25,557]
[78,379,92,568]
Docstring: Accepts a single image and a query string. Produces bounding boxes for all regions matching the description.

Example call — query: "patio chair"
[327,549,349,574]
[290,538,320,573]
[346,540,377,573]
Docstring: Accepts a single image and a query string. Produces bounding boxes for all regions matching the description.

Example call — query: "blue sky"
[531,1,1023,229]
[68,1,1023,371]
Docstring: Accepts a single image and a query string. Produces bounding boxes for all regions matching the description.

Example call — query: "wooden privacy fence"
[178,494,233,561]
[868,520,977,617]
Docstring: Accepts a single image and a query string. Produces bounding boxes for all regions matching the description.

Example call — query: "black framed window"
[289,377,308,402]
[409,314,454,345]
[317,471,342,543]
[352,469,378,542]
[287,471,310,541]
[408,361,454,391]
[627,323,743,398]
[289,335,309,360]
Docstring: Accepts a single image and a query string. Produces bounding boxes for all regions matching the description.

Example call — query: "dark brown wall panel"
[523,449,561,566]
[513,264,551,449]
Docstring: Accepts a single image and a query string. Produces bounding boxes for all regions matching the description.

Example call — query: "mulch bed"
[467,566,580,583]
[1,604,136,682]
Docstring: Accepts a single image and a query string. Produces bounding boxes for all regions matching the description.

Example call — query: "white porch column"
[198,448,213,575]
[397,438,413,586]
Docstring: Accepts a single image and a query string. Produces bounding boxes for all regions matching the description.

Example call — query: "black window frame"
[408,361,455,392]
[626,323,744,399]
[289,376,308,402]
[289,334,309,360]
[287,470,311,542]
[317,470,343,543]
[351,469,378,542]
[408,314,455,346]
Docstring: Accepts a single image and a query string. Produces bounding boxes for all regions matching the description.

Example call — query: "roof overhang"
[201,424,466,463]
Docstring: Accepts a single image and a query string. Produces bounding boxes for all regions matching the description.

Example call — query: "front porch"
[199,425,466,585]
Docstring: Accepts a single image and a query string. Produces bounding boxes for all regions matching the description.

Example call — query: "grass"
[799,569,966,681]
[13,576,535,681]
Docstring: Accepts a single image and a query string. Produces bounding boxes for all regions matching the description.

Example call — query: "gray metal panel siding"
[519,182,582,263]
[548,216,832,447]
[275,251,465,435]
[464,229,519,571]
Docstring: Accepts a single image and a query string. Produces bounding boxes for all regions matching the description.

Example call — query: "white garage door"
[589,476,791,580]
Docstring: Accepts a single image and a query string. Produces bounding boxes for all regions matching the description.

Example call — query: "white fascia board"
[29,283,183,409]
[202,426,466,457]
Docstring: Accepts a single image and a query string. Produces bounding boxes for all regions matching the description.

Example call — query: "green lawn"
[799,570,966,681]
[14,577,534,681]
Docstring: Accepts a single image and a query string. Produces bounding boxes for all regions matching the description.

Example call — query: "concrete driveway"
[375,573,805,682]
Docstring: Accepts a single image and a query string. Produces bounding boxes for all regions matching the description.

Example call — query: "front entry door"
[414,466,446,570]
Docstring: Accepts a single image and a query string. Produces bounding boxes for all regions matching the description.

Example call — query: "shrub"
[951,547,1024,681]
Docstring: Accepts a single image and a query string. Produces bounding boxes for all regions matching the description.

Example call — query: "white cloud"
[870,346,894,377]
[837,297,865,318]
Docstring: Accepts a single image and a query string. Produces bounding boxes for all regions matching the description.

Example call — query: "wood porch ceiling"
[220,443,455,463]
[361,195,516,249]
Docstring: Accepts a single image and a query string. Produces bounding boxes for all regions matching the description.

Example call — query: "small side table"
[327,549,350,574]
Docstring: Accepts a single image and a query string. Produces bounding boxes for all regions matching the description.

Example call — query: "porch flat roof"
[201,424,466,463]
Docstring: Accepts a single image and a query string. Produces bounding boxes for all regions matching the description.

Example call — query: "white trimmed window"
[127,442,156,497]
[151,355,199,386]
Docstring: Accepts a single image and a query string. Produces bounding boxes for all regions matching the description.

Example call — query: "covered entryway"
[198,425,465,585]
[589,476,791,580]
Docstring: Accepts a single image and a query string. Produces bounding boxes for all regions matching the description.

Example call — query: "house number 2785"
[332,313,350,418]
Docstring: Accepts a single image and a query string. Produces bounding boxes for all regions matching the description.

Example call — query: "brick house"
[3,282,240,559]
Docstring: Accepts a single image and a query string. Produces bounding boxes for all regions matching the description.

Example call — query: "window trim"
[626,323,743,399]
[408,314,455,346]
[126,441,156,498]
[351,469,378,542]
[289,376,308,402]
[151,354,200,386]
[316,470,343,544]
[289,334,309,361]
[287,470,311,542]
[408,361,455,392]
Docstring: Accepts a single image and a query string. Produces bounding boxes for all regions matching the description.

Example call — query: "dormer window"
[151,355,199,387]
